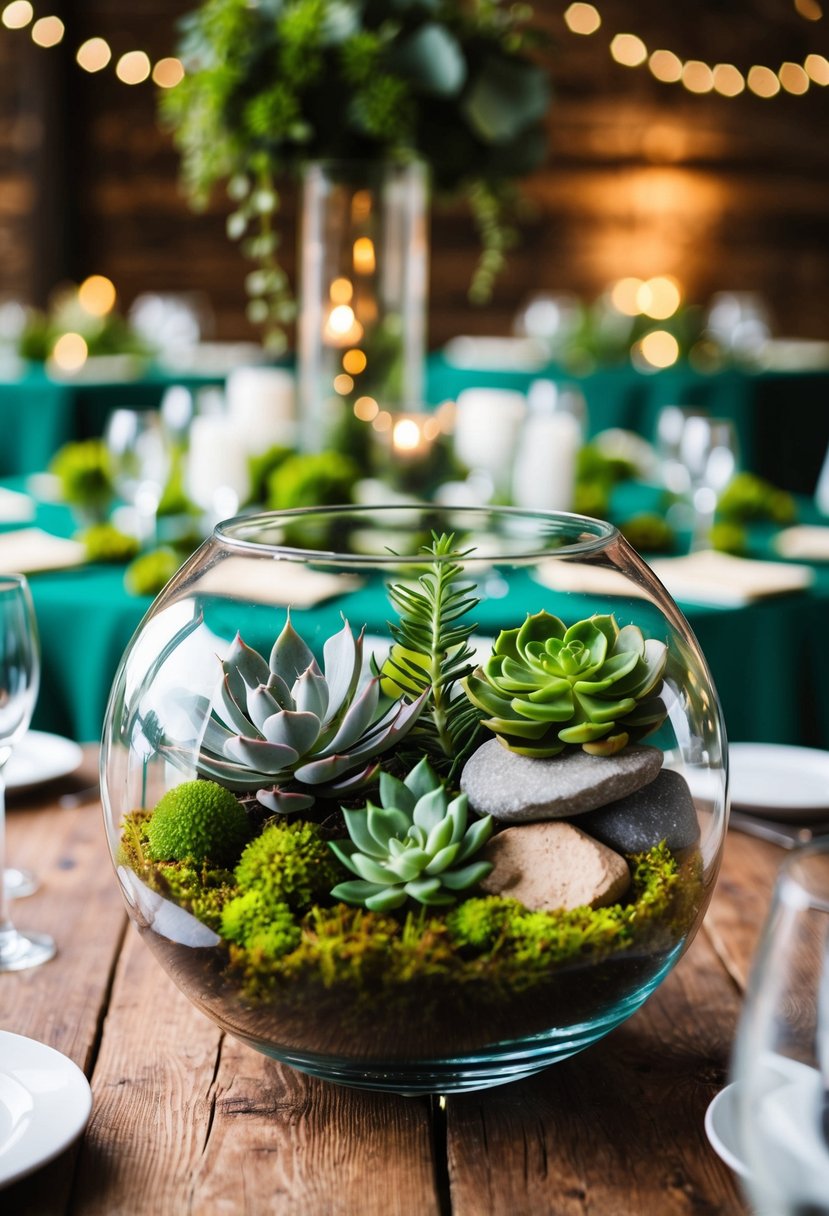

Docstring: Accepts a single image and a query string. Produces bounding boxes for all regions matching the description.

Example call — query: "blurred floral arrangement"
[14,279,150,372]
[161,0,550,349]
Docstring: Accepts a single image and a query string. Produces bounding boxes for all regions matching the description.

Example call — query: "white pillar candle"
[453,388,527,496]
[511,410,581,512]
[186,415,251,517]
[225,366,297,453]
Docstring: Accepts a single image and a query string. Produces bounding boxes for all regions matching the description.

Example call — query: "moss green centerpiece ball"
[233,819,339,912]
[146,780,250,865]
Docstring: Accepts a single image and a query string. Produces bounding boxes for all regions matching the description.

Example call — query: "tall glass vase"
[297,160,429,462]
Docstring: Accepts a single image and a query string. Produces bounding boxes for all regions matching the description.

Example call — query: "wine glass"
[677,414,739,551]
[0,574,55,970]
[729,842,829,1214]
[104,408,171,545]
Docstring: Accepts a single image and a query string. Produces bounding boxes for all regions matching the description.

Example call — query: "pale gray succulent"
[183,615,426,813]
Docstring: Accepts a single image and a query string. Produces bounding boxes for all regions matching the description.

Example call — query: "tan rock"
[479,821,630,912]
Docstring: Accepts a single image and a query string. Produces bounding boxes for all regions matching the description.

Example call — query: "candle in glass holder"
[511,409,581,512]
[390,413,439,462]
[453,388,527,498]
[186,415,251,520]
[225,366,297,453]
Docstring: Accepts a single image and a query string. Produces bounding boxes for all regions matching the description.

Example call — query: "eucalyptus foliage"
[161,0,550,347]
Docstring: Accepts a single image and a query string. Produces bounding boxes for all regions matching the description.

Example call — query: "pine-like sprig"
[384,533,484,779]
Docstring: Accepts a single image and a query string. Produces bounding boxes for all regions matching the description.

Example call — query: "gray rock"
[577,769,700,854]
[460,739,663,822]
[479,821,630,912]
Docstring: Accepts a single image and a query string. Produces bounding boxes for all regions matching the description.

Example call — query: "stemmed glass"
[729,842,829,1214]
[0,574,55,970]
[104,408,171,546]
[677,415,739,551]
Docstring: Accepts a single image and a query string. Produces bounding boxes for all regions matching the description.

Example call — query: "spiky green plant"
[463,610,667,757]
[178,614,426,813]
[383,533,484,778]
[328,757,494,911]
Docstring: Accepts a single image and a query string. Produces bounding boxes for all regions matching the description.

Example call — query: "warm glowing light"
[343,348,367,375]
[795,0,823,19]
[747,65,781,97]
[712,63,745,96]
[329,278,353,305]
[78,274,116,317]
[354,396,378,422]
[639,330,680,368]
[2,1,32,29]
[610,33,647,67]
[333,374,354,395]
[31,15,64,46]
[611,277,644,316]
[351,190,372,222]
[682,60,714,93]
[51,332,88,372]
[353,237,376,275]
[328,305,356,335]
[116,50,151,86]
[779,61,810,93]
[805,52,829,83]
[423,417,441,441]
[372,410,392,433]
[638,276,681,319]
[563,3,600,35]
[649,49,683,83]
[76,37,111,72]
[392,418,424,452]
[152,57,184,89]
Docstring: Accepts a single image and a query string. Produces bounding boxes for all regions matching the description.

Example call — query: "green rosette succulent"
[462,611,667,758]
[187,614,426,814]
[329,757,494,911]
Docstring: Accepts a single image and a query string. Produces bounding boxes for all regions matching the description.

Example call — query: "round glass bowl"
[100,505,727,1093]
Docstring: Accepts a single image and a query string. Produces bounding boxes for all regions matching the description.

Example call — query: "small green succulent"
[145,779,250,865]
[187,614,426,813]
[329,757,494,911]
[462,611,667,758]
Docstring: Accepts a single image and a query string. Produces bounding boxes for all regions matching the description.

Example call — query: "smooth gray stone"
[460,739,663,822]
[577,769,700,854]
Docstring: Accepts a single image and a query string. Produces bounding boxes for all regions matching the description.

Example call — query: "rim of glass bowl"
[213,505,618,567]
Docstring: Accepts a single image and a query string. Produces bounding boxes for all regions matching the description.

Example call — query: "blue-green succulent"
[329,757,494,911]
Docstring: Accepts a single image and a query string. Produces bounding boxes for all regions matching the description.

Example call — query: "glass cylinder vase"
[297,160,429,461]
[100,505,728,1095]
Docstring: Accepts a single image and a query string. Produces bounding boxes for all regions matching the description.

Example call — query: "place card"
[0,527,86,574]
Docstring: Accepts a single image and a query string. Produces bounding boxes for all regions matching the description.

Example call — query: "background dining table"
[1,747,780,1214]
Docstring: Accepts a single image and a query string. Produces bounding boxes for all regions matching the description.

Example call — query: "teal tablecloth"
[9,486,829,750]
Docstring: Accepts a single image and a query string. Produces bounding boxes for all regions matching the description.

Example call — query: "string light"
[2,4,183,88]
[560,5,829,99]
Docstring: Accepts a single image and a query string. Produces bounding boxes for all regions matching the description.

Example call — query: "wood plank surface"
[2,762,787,1215]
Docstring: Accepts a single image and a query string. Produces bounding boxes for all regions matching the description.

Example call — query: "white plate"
[5,732,84,794]
[729,743,829,820]
[0,1031,92,1189]
[705,1058,827,1193]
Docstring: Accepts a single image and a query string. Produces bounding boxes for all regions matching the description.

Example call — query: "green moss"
[124,547,184,597]
[79,522,141,564]
[156,859,238,932]
[222,890,300,958]
[146,780,250,865]
[225,843,689,1003]
[234,818,340,911]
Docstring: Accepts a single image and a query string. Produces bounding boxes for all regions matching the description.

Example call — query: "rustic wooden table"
[2,749,772,1215]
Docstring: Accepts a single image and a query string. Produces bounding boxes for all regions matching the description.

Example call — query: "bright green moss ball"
[146,780,249,865]
[234,819,339,911]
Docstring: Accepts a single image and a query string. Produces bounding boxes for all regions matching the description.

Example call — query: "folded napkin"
[535,550,813,607]
[775,526,829,562]
[649,550,814,606]
[198,557,360,608]
[0,527,86,574]
[0,486,35,524]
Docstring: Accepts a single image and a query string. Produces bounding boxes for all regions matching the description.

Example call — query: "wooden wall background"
[1,1,829,348]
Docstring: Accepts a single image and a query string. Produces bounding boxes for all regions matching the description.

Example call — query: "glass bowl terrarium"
[100,505,727,1093]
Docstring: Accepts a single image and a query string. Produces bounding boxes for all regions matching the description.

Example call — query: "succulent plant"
[462,611,667,758]
[328,757,494,911]
[189,615,426,813]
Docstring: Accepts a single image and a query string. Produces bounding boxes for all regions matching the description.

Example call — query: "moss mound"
[146,780,250,865]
